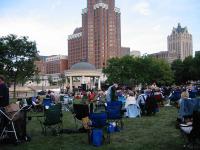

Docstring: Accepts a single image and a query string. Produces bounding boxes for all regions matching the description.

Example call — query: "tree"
[193,53,200,81]
[0,34,38,98]
[34,74,41,85]
[103,55,174,87]
[48,75,53,86]
[103,56,137,86]
[58,73,66,89]
[183,56,194,82]
[171,59,184,84]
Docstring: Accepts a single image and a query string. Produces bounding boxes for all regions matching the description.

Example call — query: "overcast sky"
[0,0,199,56]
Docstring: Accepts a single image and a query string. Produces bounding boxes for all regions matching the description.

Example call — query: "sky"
[0,0,200,56]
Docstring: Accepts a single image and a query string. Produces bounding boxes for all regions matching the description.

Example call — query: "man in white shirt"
[137,90,147,116]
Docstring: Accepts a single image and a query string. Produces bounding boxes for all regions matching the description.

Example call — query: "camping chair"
[61,95,73,112]
[24,97,43,112]
[180,111,200,149]
[125,104,141,118]
[105,101,124,129]
[169,90,181,107]
[0,104,28,144]
[73,104,89,130]
[88,112,110,145]
[189,90,197,99]
[39,103,63,135]
[42,98,53,109]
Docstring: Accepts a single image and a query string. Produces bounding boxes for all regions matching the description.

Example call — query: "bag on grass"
[91,129,103,147]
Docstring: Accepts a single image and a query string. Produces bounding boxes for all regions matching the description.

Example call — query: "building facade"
[149,51,177,63]
[168,23,193,61]
[68,0,123,69]
[45,55,68,74]
[150,23,193,63]
[130,50,141,57]
[120,47,130,57]
[34,56,48,75]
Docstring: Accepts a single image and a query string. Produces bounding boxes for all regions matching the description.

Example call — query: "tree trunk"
[14,81,16,99]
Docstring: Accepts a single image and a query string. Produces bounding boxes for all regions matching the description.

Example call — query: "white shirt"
[136,94,146,105]
[125,96,136,108]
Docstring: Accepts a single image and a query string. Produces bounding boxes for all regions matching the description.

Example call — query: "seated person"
[125,92,136,108]
[178,90,193,122]
[73,92,83,104]
[32,96,40,106]
[32,96,43,111]
[125,92,140,118]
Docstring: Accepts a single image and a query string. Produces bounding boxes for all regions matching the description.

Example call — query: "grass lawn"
[1,106,184,150]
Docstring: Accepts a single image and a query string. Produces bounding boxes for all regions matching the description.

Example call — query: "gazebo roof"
[70,62,96,70]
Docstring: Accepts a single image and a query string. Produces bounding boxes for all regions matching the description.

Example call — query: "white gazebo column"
[69,76,73,92]
[65,76,68,88]
[98,77,101,90]
[82,76,85,84]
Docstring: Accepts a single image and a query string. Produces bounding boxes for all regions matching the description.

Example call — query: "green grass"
[1,107,184,150]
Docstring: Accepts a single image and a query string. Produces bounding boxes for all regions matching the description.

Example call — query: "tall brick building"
[68,0,122,69]
[46,55,68,74]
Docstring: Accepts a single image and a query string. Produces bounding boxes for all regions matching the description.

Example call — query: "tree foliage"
[34,74,41,85]
[171,54,200,85]
[103,56,174,86]
[48,75,53,86]
[0,34,38,98]
[58,73,66,88]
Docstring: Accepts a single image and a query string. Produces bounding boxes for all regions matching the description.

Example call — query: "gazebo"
[65,62,102,92]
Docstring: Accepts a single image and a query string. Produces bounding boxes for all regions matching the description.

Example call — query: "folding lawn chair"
[42,98,53,109]
[0,104,29,144]
[105,101,124,129]
[39,103,63,135]
[89,112,110,145]
[180,111,200,149]
[73,104,89,130]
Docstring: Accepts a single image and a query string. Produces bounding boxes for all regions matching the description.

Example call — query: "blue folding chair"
[105,101,124,129]
[169,90,181,102]
[189,90,197,99]
[42,98,53,109]
[89,112,110,145]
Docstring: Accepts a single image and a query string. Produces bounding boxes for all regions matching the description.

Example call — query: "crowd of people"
[58,83,166,118]
[1,73,200,146]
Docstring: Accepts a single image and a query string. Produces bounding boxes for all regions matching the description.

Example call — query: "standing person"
[106,84,118,102]
[88,90,96,113]
[137,90,147,116]
[0,75,9,107]
[145,90,158,115]
[0,75,9,136]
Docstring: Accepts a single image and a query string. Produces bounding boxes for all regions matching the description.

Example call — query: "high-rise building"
[68,0,122,69]
[168,23,193,61]
[150,23,193,63]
